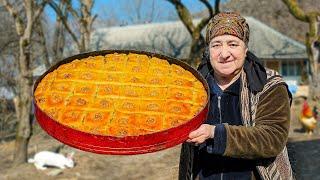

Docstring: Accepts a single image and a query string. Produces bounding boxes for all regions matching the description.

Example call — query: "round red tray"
[33,50,209,155]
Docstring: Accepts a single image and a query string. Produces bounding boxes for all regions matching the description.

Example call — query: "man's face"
[209,35,248,78]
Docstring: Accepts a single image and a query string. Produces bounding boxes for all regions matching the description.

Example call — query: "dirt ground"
[0,98,319,180]
[0,126,181,180]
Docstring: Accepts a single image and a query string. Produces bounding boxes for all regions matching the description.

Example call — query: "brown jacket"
[224,78,290,159]
[228,69,294,180]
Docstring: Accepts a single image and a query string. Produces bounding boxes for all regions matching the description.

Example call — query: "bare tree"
[0,5,19,59]
[282,0,320,100]
[124,0,159,24]
[34,17,51,69]
[50,1,68,63]
[0,14,18,142]
[49,0,97,53]
[0,7,19,107]
[166,0,220,67]
[2,0,48,165]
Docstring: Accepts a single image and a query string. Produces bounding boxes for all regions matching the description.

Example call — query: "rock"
[46,169,63,176]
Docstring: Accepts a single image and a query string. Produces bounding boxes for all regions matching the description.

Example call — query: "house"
[2,17,305,99]
[91,17,308,85]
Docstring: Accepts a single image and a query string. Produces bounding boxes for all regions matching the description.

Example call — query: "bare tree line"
[0,0,98,166]
[1,0,48,166]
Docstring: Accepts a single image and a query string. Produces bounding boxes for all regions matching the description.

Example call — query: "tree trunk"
[310,73,320,100]
[13,135,30,165]
[13,38,33,166]
[85,28,91,52]
[310,40,320,99]
[52,17,66,63]
[13,67,33,166]
[281,0,320,99]
[38,20,51,69]
[79,25,86,53]
[306,31,320,100]
[166,0,216,67]
[188,35,206,68]
[51,1,68,63]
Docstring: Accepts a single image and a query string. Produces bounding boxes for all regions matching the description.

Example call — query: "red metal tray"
[33,50,209,155]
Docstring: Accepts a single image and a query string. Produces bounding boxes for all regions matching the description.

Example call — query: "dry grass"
[0,124,180,180]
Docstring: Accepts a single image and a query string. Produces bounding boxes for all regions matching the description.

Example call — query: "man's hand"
[186,124,215,145]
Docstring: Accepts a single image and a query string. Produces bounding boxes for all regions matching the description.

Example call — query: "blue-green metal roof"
[91,17,307,59]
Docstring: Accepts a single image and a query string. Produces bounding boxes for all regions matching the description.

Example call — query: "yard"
[0,97,319,180]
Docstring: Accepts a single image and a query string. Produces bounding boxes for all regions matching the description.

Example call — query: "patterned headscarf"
[205,12,250,45]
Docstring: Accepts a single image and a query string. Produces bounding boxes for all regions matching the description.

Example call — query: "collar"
[207,74,240,96]
[243,51,267,93]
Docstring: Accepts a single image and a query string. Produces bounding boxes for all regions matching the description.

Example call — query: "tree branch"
[65,0,80,20]
[49,1,81,49]
[33,0,49,23]
[282,0,307,21]
[166,0,195,35]
[308,14,319,37]
[23,0,34,39]
[2,0,25,35]
[200,0,213,16]
[0,71,17,87]
[215,0,220,14]
[81,0,96,30]
[196,0,215,32]
[0,39,19,53]
[90,14,98,30]
[36,19,51,69]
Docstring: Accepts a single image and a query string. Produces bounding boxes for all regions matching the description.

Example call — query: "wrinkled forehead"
[209,35,245,45]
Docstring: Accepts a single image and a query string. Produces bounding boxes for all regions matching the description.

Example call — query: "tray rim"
[33,49,210,155]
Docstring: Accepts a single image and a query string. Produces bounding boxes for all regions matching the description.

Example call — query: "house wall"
[261,58,308,83]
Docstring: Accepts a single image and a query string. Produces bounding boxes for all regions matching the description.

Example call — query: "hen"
[299,100,317,134]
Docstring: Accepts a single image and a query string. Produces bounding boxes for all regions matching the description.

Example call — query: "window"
[296,61,301,75]
[282,62,288,76]
[281,60,304,76]
[288,61,295,76]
